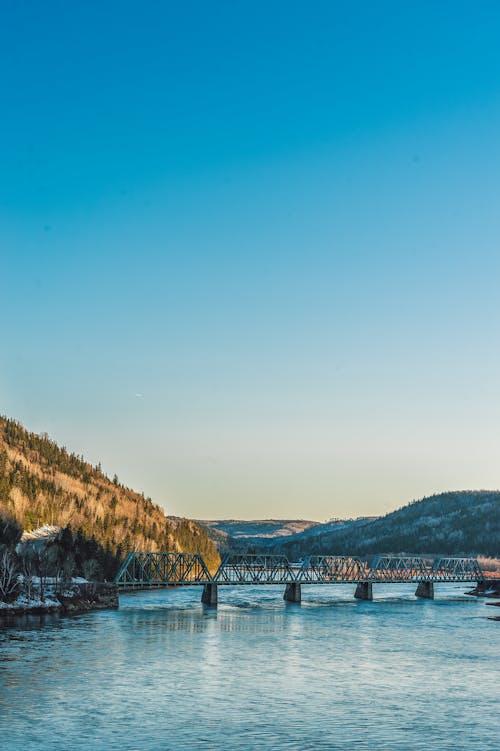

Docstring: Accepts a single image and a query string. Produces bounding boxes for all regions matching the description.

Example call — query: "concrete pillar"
[354,582,373,601]
[201,583,218,606]
[283,583,301,603]
[415,581,434,599]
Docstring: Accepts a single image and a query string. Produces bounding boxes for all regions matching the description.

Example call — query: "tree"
[61,552,76,588]
[33,548,51,602]
[82,558,100,581]
[0,549,19,602]
[0,514,22,549]
[21,549,36,602]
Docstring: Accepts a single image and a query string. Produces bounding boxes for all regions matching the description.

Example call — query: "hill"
[197,518,319,553]
[0,416,220,575]
[199,518,318,539]
[269,491,500,560]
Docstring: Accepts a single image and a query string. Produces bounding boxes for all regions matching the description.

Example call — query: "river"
[0,584,498,750]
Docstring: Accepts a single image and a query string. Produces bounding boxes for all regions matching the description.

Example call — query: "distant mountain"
[270,491,500,559]
[198,517,379,555]
[0,416,220,574]
[197,519,324,555]
[198,518,318,543]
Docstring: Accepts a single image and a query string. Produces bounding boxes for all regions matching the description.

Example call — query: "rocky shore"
[485,597,500,620]
[466,579,500,621]
[0,582,118,617]
[467,578,500,597]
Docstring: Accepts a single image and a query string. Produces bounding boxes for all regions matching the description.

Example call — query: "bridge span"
[115,553,484,605]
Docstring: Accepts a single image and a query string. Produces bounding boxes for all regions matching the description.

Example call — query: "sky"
[2,1,500,521]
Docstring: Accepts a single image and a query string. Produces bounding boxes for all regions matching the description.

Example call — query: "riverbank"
[466,579,500,620]
[0,582,118,617]
[484,587,500,621]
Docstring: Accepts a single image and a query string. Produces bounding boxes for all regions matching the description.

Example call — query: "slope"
[0,416,219,572]
[272,491,500,559]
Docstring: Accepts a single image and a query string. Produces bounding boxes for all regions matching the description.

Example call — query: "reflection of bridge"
[115,553,484,605]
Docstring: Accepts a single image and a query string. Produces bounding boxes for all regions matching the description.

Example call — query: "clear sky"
[2,1,500,520]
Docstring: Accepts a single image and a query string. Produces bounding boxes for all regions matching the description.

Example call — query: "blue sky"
[2,1,500,519]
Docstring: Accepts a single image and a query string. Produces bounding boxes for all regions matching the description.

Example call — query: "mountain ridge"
[269,490,500,559]
[0,416,220,574]
[198,493,499,559]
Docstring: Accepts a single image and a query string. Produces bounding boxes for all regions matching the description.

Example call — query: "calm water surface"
[0,584,498,751]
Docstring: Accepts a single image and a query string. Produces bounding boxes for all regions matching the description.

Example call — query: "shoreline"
[0,582,118,618]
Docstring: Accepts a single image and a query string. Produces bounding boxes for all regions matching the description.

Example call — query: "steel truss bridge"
[115,553,484,604]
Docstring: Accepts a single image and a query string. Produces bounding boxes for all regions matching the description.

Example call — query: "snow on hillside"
[21,525,61,542]
[198,519,319,540]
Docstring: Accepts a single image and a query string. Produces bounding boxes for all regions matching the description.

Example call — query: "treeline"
[0,517,118,602]
[272,491,500,560]
[2,419,96,482]
[0,416,220,582]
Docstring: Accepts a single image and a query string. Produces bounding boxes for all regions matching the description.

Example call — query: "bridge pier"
[354,582,373,601]
[415,581,434,599]
[201,583,218,606]
[283,583,301,603]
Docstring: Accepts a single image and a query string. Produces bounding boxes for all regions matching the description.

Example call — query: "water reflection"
[0,584,498,751]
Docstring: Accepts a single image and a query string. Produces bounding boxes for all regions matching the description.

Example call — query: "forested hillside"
[272,491,500,559]
[0,416,219,576]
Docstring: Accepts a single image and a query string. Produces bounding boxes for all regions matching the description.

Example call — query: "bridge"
[115,552,484,605]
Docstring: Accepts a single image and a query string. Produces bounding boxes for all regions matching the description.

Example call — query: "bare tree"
[34,548,51,602]
[45,544,62,593]
[61,553,75,590]
[0,549,19,602]
[21,550,36,603]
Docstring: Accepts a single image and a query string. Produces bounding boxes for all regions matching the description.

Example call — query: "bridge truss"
[214,555,296,584]
[115,552,484,595]
[115,552,212,588]
[430,557,484,581]
[369,555,484,582]
[298,556,370,583]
